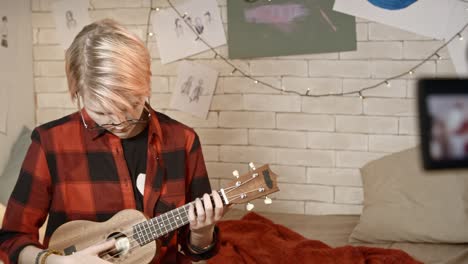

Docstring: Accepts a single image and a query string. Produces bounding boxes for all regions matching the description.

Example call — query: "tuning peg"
[246,202,254,211]
[232,170,239,178]
[264,196,272,205]
[249,162,256,171]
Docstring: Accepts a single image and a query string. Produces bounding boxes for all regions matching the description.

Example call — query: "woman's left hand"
[188,190,224,247]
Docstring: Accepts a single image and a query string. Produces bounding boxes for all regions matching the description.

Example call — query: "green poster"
[228,0,357,59]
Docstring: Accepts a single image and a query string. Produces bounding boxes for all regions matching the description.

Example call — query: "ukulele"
[48,163,279,263]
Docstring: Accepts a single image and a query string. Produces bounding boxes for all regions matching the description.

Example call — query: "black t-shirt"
[121,126,148,212]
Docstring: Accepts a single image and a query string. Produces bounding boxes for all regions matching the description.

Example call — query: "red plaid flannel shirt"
[0,107,218,263]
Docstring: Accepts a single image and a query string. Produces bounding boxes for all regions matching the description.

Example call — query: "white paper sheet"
[52,0,90,50]
[0,0,15,134]
[0,86,8,134]
[333,0,451,39]
[0,0,18,74]
[170,61,218,119]
[443,0,468,77]
[151,0,226,64]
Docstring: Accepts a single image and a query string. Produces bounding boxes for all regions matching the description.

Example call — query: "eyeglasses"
[76,94,151,131]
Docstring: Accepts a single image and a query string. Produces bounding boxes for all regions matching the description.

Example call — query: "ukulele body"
[48,209,159,264]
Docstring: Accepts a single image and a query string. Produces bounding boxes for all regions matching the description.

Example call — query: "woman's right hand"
[47,239,115,264]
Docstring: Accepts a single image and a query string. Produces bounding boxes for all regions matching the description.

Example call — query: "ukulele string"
[98,185,252,260]
[100,187,246,260]
[98,191,223,260]
[100,203,193,260]
[101,200,210,260]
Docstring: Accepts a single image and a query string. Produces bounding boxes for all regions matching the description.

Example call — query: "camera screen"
[428,95,468,161]
[418,78,468,169]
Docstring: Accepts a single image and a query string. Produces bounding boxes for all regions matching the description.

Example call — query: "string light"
[145,1,468,98]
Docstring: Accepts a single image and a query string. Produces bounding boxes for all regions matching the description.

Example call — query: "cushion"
[0,126,32,205]
[349,147,468,244]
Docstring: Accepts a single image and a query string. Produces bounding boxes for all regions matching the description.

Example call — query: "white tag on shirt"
[136,173,146,196]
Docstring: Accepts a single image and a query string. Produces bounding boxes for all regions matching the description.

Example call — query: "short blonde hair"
[66,19,151,113]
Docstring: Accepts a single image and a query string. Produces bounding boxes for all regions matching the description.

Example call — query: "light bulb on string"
[159,1,467,100]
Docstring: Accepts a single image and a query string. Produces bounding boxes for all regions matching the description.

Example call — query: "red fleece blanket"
[208,212,423,264]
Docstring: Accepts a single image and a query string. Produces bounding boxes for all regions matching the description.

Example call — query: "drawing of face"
[195,17,202,26]
[204,11,211,23]
[66,11,74,21]
[2,16,7,24]
[198,79,204,85]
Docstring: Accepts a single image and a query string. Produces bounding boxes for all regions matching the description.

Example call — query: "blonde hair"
[66,19,151,114]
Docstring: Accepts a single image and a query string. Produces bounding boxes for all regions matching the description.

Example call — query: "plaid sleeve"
[0,129,51,263]
[179,131,220,261]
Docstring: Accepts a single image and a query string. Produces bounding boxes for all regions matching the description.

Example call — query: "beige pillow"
[349,147,468,243]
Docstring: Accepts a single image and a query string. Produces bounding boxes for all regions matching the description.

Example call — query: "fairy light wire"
[143,1,467,98]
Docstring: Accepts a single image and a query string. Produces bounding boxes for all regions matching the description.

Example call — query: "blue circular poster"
[368,0,418,10]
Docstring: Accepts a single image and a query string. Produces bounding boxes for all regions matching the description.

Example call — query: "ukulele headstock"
[220,163,279,210]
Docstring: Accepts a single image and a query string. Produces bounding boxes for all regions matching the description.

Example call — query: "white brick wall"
[31,0,457,216]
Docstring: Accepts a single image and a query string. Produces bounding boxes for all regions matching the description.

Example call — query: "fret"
[171,209,184,228]
[180,205,189,222]
[174,208,186,227]
[141,222,150,244]
[148,218,159,241]
[169,210,177,228]
[155,218,163,235]
[155,215,168,235]
[162,213,172,230]
[162,213,175,231]
[133,223,145,246]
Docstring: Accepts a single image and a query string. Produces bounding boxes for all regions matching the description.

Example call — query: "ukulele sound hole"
[101,232,131,259]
